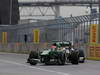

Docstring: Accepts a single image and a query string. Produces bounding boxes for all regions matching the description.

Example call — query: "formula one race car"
[27,41,85,65]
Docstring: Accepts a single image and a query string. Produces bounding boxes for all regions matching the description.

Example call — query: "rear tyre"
[70,51,79,65]
[79,50,85,63]
[44,56,50,65]
[79,59,85,63]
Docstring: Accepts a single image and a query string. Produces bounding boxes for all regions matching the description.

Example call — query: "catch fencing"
[0,13,100,58]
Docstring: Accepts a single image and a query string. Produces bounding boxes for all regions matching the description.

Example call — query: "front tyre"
[57,53,66,65]
[29,59,38,65]
[44,56,50,65]
[27,51,39,63]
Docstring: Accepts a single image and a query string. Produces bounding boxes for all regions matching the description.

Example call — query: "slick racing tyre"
[79,50,85,63]
[27,51,39,63]
[70,51,79,65]
[29,59,38,65]
[57,53,66,65]
[44,56,50,65]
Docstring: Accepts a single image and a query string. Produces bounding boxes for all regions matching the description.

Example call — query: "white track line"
[0,59,69,75]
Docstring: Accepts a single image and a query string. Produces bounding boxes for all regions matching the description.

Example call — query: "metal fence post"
[99,0,100,43]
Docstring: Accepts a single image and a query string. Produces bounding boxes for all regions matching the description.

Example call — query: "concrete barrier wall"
[0,43,49,53]
[89,44,100,58]
[0,42,89,58]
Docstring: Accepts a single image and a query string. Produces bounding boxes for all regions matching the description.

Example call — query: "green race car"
[27,41,81,65]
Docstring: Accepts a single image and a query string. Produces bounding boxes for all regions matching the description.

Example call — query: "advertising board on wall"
[90,24,98,44]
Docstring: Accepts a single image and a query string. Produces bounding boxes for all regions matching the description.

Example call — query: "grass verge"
[87,57,100,61]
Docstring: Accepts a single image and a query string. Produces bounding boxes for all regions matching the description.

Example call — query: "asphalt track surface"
[0,52,100,75]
